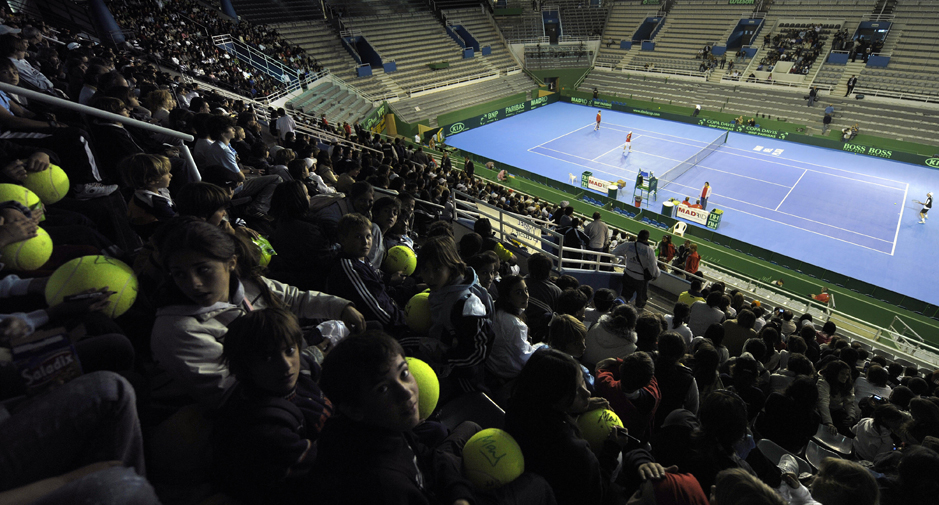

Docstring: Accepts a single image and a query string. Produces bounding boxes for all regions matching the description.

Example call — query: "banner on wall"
[676,205,710,226]
[581,171,614,194]
[441,93,560,138]
[476,203,542,251]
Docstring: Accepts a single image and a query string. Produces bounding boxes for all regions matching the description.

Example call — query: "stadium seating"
[857,0,939,98]
[630,0,755,73]
[595,1,660,68]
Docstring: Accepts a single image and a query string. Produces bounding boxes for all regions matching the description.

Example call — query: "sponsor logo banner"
[676,204,710,225]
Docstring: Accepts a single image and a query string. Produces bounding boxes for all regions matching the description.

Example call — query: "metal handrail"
[0,82,199,182]
[408,70,500,96]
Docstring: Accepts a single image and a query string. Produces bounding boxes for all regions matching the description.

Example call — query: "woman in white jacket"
[851,404,904,461]
[817,360,860,436]
[149,218,365,408]
[486,275,542,385]
[582,304,638,369]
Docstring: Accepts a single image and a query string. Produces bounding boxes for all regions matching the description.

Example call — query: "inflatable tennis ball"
[463,428,525,490]
[382,245,417,276]
[22,164,69,205]
[0,226,52,270]
[405,357,439,419]
[405,290,432,334]
[0,183,42,217]
[577,409,624,453]
[45,255,138,318]
[252,235,276,268]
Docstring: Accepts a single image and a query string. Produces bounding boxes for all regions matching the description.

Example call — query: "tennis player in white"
[916,192,933,224]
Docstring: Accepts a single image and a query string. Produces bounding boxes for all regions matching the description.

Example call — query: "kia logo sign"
[926,158,939,168]
[449,123,466,135]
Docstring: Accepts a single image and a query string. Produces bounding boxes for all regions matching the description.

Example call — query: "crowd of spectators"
[109,0,320,99]
[757,27,828,75]
[2,4,939,505]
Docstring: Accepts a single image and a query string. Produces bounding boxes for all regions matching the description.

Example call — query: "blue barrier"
[828,52,849,64]
[641,41,655,51]
[867,55,890,68]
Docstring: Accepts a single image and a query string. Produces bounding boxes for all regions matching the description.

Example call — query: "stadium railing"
[408,69,501,97]
[850,87,938,104]
[0,81,199,182]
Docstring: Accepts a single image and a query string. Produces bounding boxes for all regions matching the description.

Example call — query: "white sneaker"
[920,219,925,224]
[778,454,800,476]
[74,183,119,200]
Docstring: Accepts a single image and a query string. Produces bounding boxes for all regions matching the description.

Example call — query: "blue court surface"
[446,101,939,306]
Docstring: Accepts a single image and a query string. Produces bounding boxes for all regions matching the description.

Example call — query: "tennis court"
[445,101,939,305]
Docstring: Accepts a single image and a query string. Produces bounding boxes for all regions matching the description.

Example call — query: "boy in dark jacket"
[314,332,556,504]
[212,308,333,504]
[326,213,408,335]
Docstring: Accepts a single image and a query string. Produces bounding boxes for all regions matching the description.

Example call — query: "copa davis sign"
[442,94,560,137]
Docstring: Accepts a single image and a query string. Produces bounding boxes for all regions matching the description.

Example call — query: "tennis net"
[657,131,728,191]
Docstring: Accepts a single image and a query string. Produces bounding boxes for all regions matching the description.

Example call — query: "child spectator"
[583,287,616,330]
[556,287,588,321]
[267,180,334,291]
[506,348,629,504]
[548,313,594,390]
[654,332,699,428]
[487,275,541,387]
[466,251,500,297]
[817,360,859,436]
[583,304,638,369]
[315,332,553,503]
[851,404,904,461]
[416,235,495,398]
[149,218,364,408]
[595,351,661,443]
[121,153,176,239]
[664,302,693,349]
[213,308,333,503]
[326,213,407,335]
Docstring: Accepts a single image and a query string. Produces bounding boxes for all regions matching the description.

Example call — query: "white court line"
[528,147,630,180]
[666,179,894,244]
[892,183,909,256]
[699,165,792,188]
[775,169,807,210]
[605,122,710,145]
[591,135,640,161]
[533,123,595,148]
[602,121,906,190]
[720,143,905,185]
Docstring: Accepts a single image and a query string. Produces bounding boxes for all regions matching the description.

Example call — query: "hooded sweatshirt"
[583,314,637,368]
[851,418,895,461]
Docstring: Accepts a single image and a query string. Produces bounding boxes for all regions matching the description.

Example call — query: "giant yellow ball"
[0,226,52,270]
[405,357,439,419]
[576,409,624,452]
[22,164,69,205]
[405,290,432,334]
[463,428,525,490]
[0,183,41,211]
[382,245,417,276]
[45,255,138,318]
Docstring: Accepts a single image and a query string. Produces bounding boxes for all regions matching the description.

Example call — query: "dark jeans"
[621,273,650,309]
[0,372,146,490]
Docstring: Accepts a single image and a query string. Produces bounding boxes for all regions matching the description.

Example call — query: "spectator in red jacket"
[595,351,661,443]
